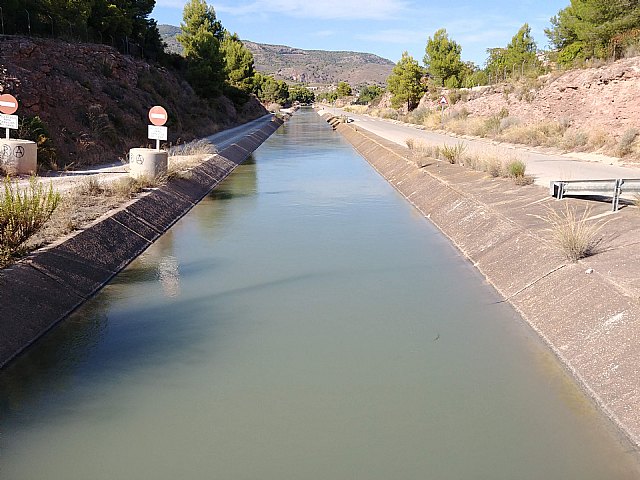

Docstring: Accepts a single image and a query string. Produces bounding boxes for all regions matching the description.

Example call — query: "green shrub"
[403,107,431,125]
[506,159,526,178]
[0,177,60,265]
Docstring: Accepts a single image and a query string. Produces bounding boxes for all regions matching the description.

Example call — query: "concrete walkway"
[334,109,640,188]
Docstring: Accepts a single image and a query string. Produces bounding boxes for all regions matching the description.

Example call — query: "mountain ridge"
[158,24,393,86]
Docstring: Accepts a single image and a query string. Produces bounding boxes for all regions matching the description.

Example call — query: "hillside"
[448,57,640,138]
[0,36,266,168]
[362,56,640,162]
[158,24,394,86]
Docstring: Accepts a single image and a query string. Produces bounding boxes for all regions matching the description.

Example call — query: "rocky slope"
[158,25,394,86]
[0,36,266,168]
[449,56,640,143]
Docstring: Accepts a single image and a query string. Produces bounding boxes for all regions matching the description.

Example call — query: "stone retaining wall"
[0,117,283,368]
[327,114,640,447]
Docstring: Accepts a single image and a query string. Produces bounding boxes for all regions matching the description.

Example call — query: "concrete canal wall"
[322,112,640,447]
[0,117,284,368]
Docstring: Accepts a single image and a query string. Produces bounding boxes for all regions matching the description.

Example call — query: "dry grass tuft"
[615,128,638,157]
[441,142,466,164]
[544,205,605,262]
[406,138,440,167]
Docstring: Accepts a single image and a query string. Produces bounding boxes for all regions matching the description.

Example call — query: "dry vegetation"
[5,140,219,267]
[405,137,534,185]
[542,205,606,261]
[401,107,639,160]
[361,57,640,161]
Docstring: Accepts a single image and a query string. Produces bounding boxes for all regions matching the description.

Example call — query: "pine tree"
[424,29,465,87]
[387,52,426,111]
[220,32,256,92]
[546,0,640,63]
[177,0,225,97]
[336,82,352,97]
[486,24,539,79]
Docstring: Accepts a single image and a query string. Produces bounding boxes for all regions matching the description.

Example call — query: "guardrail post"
[613,179,622,212]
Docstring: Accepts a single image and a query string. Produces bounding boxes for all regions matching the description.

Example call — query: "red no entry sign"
[148,105,168,126]
[0,94,18,115]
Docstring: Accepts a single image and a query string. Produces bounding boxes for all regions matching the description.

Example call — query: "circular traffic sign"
[148,105,168,126]
[0,94,18,115]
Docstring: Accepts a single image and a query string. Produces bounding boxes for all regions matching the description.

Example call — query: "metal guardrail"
[550,178,640,211]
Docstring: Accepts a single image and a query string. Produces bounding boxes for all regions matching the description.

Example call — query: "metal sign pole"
[5,128,8,139]
[156,139,160,151]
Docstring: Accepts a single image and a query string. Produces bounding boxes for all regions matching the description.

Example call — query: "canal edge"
[324,111,640,449]
[0,116,285,369]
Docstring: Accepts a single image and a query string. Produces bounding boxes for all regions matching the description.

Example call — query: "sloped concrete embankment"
[0,117,284,368]
[323,112,640,447]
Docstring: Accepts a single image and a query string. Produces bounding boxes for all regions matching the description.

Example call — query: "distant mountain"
[159,25,182,55]
[158,24,393,87]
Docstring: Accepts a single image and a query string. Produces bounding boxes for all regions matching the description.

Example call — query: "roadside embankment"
[0,116,284,368]
[321,111,640,446]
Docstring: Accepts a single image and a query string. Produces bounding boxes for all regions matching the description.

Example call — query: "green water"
[1,110,638,479]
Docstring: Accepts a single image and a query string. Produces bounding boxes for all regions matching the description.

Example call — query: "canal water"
[1,109,638,479]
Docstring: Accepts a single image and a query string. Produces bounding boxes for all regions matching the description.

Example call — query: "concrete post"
[129,147,168,180]
[0,139,37,175]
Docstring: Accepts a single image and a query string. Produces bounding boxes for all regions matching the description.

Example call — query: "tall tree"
[336,81,352,97]
[546,0,640,63]
[387,51,426,110]
[288,85,315,104]
[220,31,256,92]
[485,24,539,78]
[177,0,225,97]
[259,76,289,104]
[424,28,465,87]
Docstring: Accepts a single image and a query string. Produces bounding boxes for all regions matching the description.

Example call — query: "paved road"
[331,108,640,188]
[17,114,276,193]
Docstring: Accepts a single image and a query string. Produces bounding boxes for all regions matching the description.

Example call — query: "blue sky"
[151,0,569,67]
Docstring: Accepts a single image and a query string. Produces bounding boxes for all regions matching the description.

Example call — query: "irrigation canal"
[0,109,638,479]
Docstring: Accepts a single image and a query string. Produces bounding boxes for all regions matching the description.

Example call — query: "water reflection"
[0,156,261,425]
[1,109,639,480]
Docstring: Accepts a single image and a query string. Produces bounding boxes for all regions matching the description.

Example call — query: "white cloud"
[216,0,410,20]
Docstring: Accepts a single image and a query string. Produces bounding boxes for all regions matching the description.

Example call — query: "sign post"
[130,106,169,180]
[0,93,37,174]
[439,95,448,127]
[0,94,19,139]
[148,105,168,151]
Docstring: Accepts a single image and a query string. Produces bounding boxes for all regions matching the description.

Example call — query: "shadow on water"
[0,153,262,426]
[0,265,345,428]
